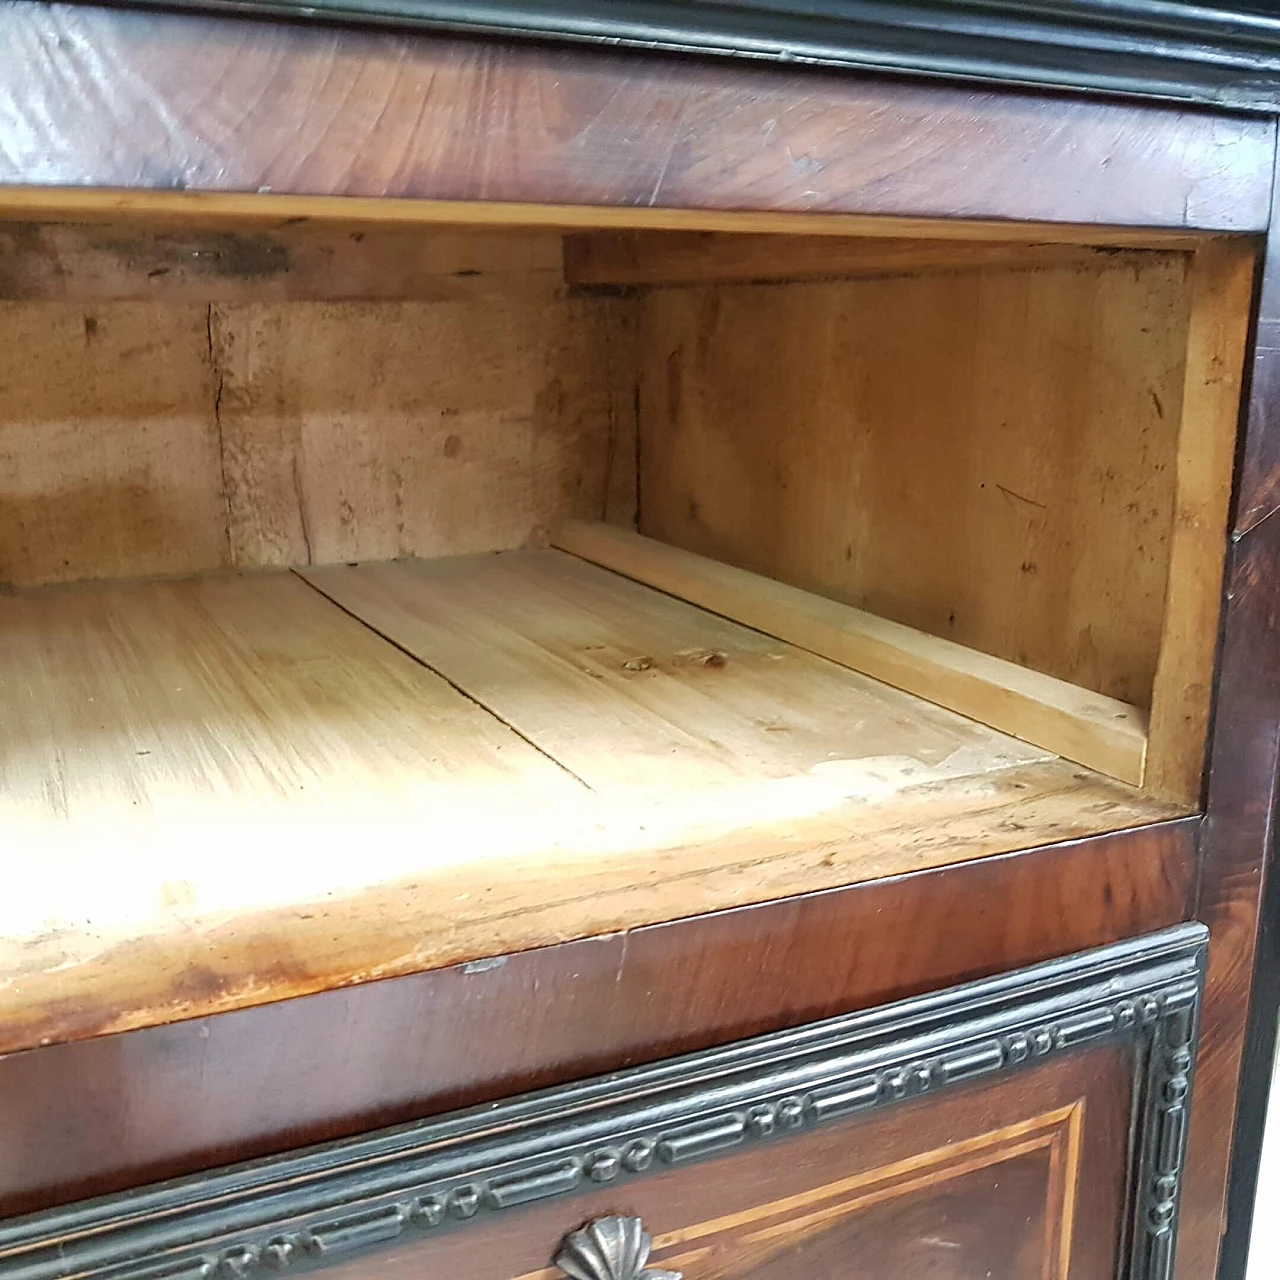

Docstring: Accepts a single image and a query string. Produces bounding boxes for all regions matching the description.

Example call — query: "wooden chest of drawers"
[1,4,1278,1279]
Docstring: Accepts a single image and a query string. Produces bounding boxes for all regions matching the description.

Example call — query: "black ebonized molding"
[103,0,1280,111]
[0,924,1208,1280]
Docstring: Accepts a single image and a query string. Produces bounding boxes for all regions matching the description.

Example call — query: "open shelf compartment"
[0,202,1254,1045]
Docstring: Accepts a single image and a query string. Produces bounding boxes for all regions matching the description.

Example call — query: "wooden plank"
[0,294,634,586]
[0,221,567,302]
[0,559,1182,1054]
[211,298,633,568]
[1145,239,1257,803]
[552,521,1148,784]
[0,189,1216,248]
[0,5,1271,234]
[563,230,1174,286]
[635,258,1190,710]
[0,750,1175,1055]
[0,569,586,847]
[0,301,229,588]
[300,549,1054,798]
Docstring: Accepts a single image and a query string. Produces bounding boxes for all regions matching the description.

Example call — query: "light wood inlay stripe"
[513,1103,1082,1280]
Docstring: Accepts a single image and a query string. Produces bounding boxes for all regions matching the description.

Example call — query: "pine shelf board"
[0,552,1185,1052]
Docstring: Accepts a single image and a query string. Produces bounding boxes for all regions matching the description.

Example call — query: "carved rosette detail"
[554,1217,681,1280]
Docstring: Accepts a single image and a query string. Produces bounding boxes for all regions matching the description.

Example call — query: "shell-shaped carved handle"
[554,1216,682,1280]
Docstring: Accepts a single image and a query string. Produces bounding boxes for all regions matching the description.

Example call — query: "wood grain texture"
[0,189,1231,247]
[0,302,228,587]
[1177,510,1280,1280]
[0,4,1272,233]
[19,0,1279,113]
[0,829,1191,1218]
[1237,185,1280,538]
[638,1147,1066,1280]
[1238,324,1280,536]
[1173,154,1280,1280]
[210,300,632,568]
[0,557,1183,1055]
[0,220,568,302]
[552,522,1147,784]
[303,548,1060,792]
[563,230,1179,286]
[0,295,635,587]
[635,257,1190,711]
[0,565,585,844]
[1145,239,1257,803]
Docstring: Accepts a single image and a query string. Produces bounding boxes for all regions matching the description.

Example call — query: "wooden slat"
[1145,239,1257,803]
[0,189,1216,248]
[563,231,1171,287]
[552,521,1148,784]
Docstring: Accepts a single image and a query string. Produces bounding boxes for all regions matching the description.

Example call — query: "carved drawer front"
[0,926,1206,1280]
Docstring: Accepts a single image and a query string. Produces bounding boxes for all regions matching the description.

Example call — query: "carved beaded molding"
[0,925,1207,1280]
[145,0,1280,112]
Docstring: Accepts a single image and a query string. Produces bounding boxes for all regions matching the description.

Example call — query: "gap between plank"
[289,568,598,793]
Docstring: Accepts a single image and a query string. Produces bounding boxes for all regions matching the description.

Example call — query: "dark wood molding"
[1212,157,1280,1274]
[0,925,1208,1280]
[0,4,1273,233]
[104,0,1280,113]
[1194,511,1280,1278]
[1178,143,1280,1280]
